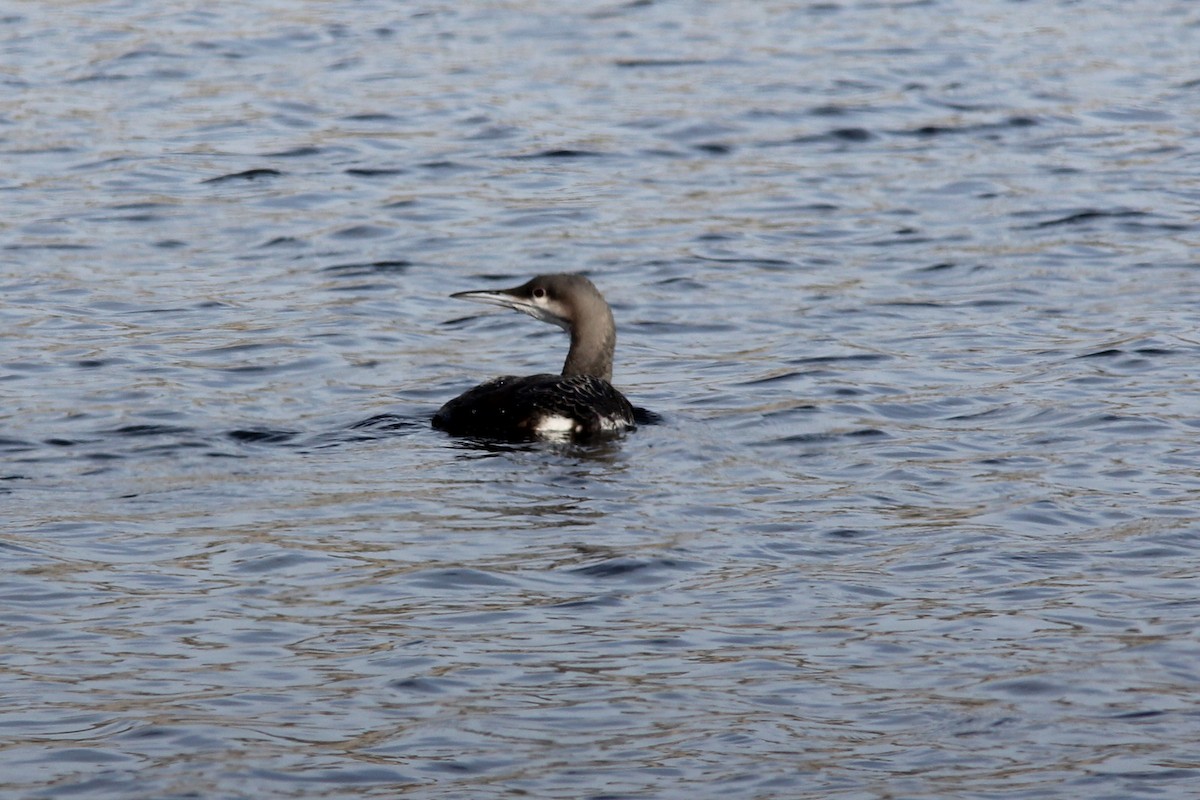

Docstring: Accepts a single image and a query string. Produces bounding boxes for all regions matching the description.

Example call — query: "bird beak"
[450,288,534,315]
[450,286,567,330]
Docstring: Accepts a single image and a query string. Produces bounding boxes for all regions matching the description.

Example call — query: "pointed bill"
[449,286,564,329]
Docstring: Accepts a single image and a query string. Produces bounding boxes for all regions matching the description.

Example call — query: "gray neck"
[562,298,616,381]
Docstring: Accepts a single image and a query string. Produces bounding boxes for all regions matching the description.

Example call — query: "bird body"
[433,373,634,438]
[433,274,636,440]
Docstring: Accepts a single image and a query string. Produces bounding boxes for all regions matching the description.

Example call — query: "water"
[3,1,1200,797]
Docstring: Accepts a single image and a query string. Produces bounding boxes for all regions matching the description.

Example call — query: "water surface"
[3,1,1200,798]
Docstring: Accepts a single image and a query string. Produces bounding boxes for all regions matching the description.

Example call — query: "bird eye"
[533,287,546,299]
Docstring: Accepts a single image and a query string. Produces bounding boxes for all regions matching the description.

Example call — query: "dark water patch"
[115,46,183,62]
[630,320,737,334]
[1064,413,1169,433]
[3,242,96,251]
[234,551,329,574]
[266,146,324,158]
[34,747,132,764]
[694,255,795,269]
[70,154,135,171]
[344,167,407,177]
[103,424,195,438]
[201,168,282,184]
[350,414,421,434]
[1025,209,1148,229]
[227,428,300,444]
[947,406,1019,424]
[761,403,818,420]
[845,427,889,439]
[44,438,95,447]
[325,283,392,293]
[420,757,519,776]
[88,211,163,223]
[1111,545,1192,559]
[865,228,942,246]
[418,160,475,171]
[789,127,874,145]
[965,298,1020,308]
[68,72,134,84]
[388,676,455,694]
[407,568,516,589]
[3,360,53,372]
[752,428,888,447]
[789,353,889,367]
[570,557,693,582]
[824,528,873,540]
[876,299,944,308]
[997,546,1090,572]
[828,126,873,142]
[637,146,687,159]
[189,342,273,357]
[1091,107,1174,123]
[550,594,623,610]
[1110,710,1168,720]
[809,103,857,117]
[216,357,328,375]
[1116,218,1193,232]
[342,112,398,122]
[464,125,519,141]
[896,115,1039,138]
[259,236,305,248]
[330,224,390,240]
[2,144,78,156]
[693,142,732,155]
[283,766,421,786]
[133,440,211,455]
[652,276,706,290]
[322,259,412,276]
[662,121,743,142]
[116,725,183,743]
[614,58,711,68]
[738,370,810,387]
[1093,768,1200,783]
[1077,348,1124,359]
[586,0,654,20]
[509,149,607,159]
[502,209,593,227]
[1005,503,1097,529]
[982,678,1066,697]
[109,201,170,211]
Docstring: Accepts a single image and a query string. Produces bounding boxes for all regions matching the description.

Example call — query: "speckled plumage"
[432,373,635,439]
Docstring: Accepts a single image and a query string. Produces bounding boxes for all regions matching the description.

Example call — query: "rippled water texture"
[4,1,1200,798]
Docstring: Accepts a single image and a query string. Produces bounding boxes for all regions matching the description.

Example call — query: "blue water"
[3,2,1200,798]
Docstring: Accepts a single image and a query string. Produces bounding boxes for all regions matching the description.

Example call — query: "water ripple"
[3,1,1199,798]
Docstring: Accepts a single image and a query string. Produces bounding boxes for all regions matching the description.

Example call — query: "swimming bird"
[433,274,636,440]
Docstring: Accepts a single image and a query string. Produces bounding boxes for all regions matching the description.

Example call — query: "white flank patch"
[596,415,628,432]
[534,414,578,435]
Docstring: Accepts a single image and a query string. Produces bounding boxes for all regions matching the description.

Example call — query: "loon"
[433,274,636,440]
